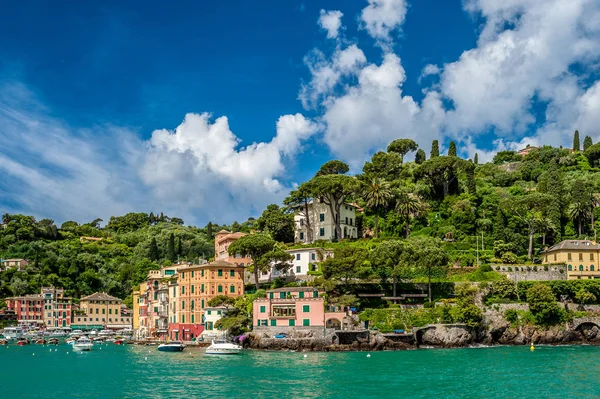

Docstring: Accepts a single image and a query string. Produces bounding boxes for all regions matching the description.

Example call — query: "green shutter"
[181,300,185,310]
[231,285,235,293]
[201,299,204,308]
[191,315,195,323]
[201,284,204,293]
[303,319,310,326]
[280,292,285,299]
[260,306,266,313]
[191,285,194,293]
[313,291,319,298]
[218,285,223,293]
[218,269,223,276]
[289,319,295,326]
[269,292,274,299]
[299,292,304,298]
[303,305,310,312]
[230,270,235,277]
[270,319,276,326]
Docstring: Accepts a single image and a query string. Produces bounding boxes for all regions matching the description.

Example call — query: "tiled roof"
[80,292,122,302]
[544,240,600,252]
[201,260,239,268]
[267,287,323,293]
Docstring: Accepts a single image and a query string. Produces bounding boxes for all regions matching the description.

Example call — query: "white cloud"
[418,64,441,83]
[0,81,318,225]
[318,10,344,39]
[360,0,408,46]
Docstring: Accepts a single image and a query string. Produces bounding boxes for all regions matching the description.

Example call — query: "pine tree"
[149,237,159,261]
[167,233,176,262]
[474,153,479,165]
[149,212,155,225]
[159,212,165,222]
[430,140,440,158]
[584,136,593,151]
[415,149,426,164]
[206,222,213,239]
[573,130,580,152]
[448,141,457,157]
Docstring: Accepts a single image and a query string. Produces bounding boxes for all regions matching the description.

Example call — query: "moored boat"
[157,341,185,352]
[205,339,242,355]
[72,337,94,352]
[114,339,124,345]
[2,327,25,340]
[35,339,47,345]
[48,338,59,345]
[17,339,29,346]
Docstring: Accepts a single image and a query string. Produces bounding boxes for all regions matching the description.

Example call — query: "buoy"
[66,352,69,354]
[303,354,308,358]
[367,354,371,358]
[144,357,148,361]
[32,353,35,356]
[530,344,535,351]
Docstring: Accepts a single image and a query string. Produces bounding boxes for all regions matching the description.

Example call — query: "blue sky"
[0,0,599,226]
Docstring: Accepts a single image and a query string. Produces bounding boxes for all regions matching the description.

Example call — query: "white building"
[259,248,333,282]
[201,306,229,339]
[294,200,358,243]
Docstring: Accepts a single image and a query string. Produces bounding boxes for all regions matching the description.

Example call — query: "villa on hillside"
[253,287,347,330]
[1,258,29,271]
[214,230,252,266]
[542,240,600,280]
[293,200,358,243]
[517,145,540,156]
[260,248,333,283]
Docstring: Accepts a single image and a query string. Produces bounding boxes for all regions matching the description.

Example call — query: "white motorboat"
[72,337,94,352]
[48,328,71,338]
[98,330,114,337]
[205,339,242,355]
[2,327,25,340]
[69,330,84,337]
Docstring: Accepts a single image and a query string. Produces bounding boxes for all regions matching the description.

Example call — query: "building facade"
[542,240,600,279]
[201,306,229,339]
[1,258,29,271]
[168,260,245,341]
[214,230,252,266]
[41,287,72,328]
[72,292,132,330]
[6,293,46,326]
[260,248,333,282]
[253,287,346,329]
[294,201,358,243]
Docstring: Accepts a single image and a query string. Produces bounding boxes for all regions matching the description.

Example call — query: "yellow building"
[132,289,140,330]
[542,240,600,279]
[72,292,132,330]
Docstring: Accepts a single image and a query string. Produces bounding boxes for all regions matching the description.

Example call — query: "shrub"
[501,252,518,264]
[526,283,565,325]
[504,309,518,323]
[480,264,492,272]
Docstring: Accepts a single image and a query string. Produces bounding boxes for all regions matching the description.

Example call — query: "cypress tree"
[430,140,440,158]
[167,233,176,262]
[474,153,479,165]
[466,162,476,195]
[149,237,159,261]
[149,212,155,225]
[207,222,213,239]
[415,149,426,164]
[573,130,580,152]
[584,136,593,151]
[448,141,457,157]
[177,236,183,256]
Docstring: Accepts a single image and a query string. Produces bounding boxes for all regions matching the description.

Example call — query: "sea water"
[1,344,599,398]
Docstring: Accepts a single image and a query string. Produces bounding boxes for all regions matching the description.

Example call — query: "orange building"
[214,230,252,266]
[168,260,245,341]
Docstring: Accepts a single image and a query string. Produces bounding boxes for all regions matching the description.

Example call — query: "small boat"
[17,339,29,346]
[35,339,47,345]
[48,338,59,345]
[2,327,25,340]
[69,330,84,337]
[157,342,185,352]
[66,338,77,345]
[113,339,124,345]
[72,337,94,352]
[0,339,8,345]
[205,339,242,355]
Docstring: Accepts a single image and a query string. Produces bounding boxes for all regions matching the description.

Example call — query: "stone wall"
[493,264,567,281]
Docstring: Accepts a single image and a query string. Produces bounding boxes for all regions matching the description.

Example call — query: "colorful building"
[214,230,252,266]
[40,287,72,328]
[1,258,29,271]
[72,292,132,330]
[168,260,245,341]
[260,248,333,283]
[542,240,600,280]
[200,306,229,339]
[293,200,358,243]
[253,287,346,329]
[6,293,46,326]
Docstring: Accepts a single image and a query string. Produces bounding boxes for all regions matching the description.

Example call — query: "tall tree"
[149,237,159,261]
[474,153,479,165]
[284,183,313,243]
[584,143,600,167]
[177,236,183,256]
[167,233,176,262]
[534,215,556,247]
[362,151,403,180]
[315,160,349,177]
[416,156,464,199]
[583,136,593,151]
[387,139,418,163]
[537,160,566,241]
[206,222,213,239]
[322,247,370,289]
[362,178,393,238]
[504,193,553,259]
[415,149,426,165]
[448,141,457,157]
[395,190,426,238]
[149,212,156,225]
[411,237,449,302]
[228,233,277,291]
[309,173,360,240]
[466,161,476,195]
[257,204,295,243]
[430,140,440,158]
[573,130,580,152]
[370,240,413,301]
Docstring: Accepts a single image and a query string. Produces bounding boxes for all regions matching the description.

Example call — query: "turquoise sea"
[1,344,599,398]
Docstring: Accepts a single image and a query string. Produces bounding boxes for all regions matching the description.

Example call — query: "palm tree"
[362,178,393,238]
[2,213,10,225]
[534,215,556,246]
[396,191,427,238]
[569,201,591,237]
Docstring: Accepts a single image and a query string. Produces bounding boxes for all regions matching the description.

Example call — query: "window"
[154,292,157,300]
[207,310,212,315]
[553,254,557,261]
[191,315,195,323]
[299,292,304,299]
[191,300,195,310]
[191,285,195,294]
[269,292,274,299]
[260,306,266,313]
[296,254,301,261]
[154,307,158,313]
[201,270,205,277]
[272,305,296,317]
[579,253,584,261]
[592,254,595,261]
[109,309,112,315]
[230,285,235,293]
[218,269,223,277]
[201,299,204,308]
[181,286,185,295]
[181,315,185,323]
[270,319,276,326]
[181,272,185,279]
[303,305,310,312]
[296,266,301,273]
[300,232,304,240]
[591,265,595,271]
[258,320,268,327]
[218,285,223,293]
[319,213,325,222]
[289,319,295,326]
[230,270,235,277]
[345,217,348,224]
[181,301,185,310]
[314,291,319,298]
[191,271,195,278]
[350,218,353,226]
[201,284,204,293]
[311,253,316,261]
[319,228,325,237]
[568,253,572,261]
[303,319,310,327]
[279,292,286,299]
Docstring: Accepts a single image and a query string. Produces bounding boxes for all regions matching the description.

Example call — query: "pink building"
[253,287,346,329]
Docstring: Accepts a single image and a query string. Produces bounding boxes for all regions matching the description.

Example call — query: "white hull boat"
[72,337,94,352]
[205,340,242,355]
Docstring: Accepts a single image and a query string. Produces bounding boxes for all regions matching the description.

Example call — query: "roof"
[7,294,44,300]
[202,260,239,268]
[80,292,122,302]
[285,247,333,253]
[2,259,28,262]
[216,230,231,234]
[267,287,323,293]
[544,240,600,252]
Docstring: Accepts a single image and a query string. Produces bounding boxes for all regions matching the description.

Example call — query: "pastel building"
[260,248,333,282]
[6,292,46,326]
[1,258,29,271]
[294,200,358,243]
[253,287,347,329]
[542,240,600,280]
[73,292,132,330]
[214,230,252,266]
[41,287,72,328]
[201,306,229,339]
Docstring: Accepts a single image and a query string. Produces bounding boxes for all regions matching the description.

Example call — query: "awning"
[70,325,103,330]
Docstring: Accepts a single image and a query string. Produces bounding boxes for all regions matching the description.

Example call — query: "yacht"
[48,328,71,338]
[72,337,94,352]
[98,330,114,337]
[205,339,242,355]
[2,327,25,340]
[69,330,84,337]
[157,342,185,352]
